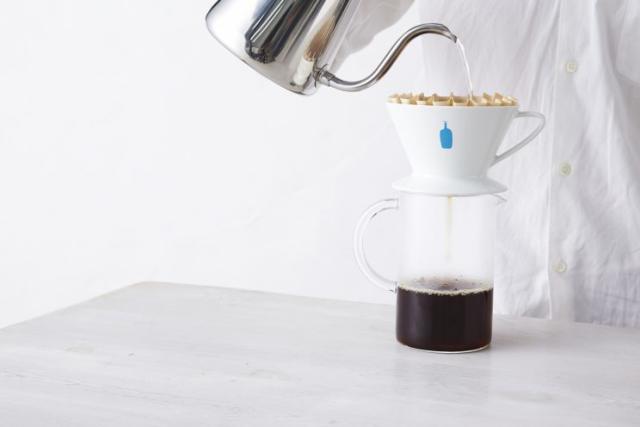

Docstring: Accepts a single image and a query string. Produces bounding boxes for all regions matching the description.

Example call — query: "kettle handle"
[353,199,399,293]
[493,111,546,165]
[318,23,456,92]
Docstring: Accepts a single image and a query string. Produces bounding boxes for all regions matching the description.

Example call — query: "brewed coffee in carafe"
[396,279,493,352]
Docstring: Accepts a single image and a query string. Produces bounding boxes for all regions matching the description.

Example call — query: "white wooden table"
[0,282,639,426]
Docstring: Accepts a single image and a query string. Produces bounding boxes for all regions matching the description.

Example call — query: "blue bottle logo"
[440,121,453,149]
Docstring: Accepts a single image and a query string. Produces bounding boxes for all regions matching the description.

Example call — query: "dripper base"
[393,175,507,196]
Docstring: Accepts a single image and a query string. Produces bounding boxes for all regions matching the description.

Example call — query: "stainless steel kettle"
[205,0,457,95]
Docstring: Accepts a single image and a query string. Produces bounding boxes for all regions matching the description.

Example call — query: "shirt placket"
[547,0,586,321]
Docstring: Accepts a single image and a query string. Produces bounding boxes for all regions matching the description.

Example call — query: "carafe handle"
[353,199,399,293]
[493,111,546,165]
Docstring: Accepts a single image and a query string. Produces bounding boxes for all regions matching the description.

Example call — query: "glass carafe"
[354,191,502,352]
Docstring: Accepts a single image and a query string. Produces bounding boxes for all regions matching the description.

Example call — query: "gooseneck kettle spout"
[205,0,457,95]
[316,23,456,92]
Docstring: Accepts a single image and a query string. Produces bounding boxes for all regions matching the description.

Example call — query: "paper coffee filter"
[388,92,518,106]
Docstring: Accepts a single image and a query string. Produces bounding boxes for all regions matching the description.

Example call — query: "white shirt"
[347,0,640,327]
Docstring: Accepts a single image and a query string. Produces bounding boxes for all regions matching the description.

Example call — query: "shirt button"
[554,260,568,273]
[565,60,578,73]
[559,162,572,176]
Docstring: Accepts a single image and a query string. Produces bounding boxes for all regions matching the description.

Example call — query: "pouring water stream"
[456,39,474,99]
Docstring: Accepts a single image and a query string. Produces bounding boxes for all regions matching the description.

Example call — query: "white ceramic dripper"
[386,103,546,196]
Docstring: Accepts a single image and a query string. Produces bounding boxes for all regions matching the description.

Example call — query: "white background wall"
[0,0,443,327]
